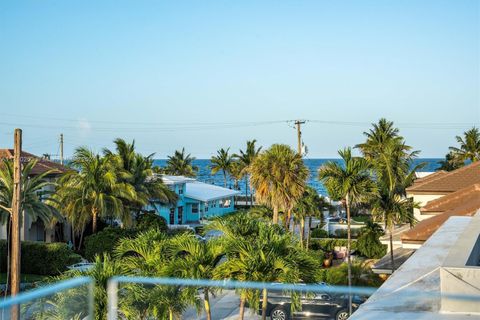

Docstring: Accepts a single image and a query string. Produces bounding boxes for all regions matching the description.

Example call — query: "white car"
[67,262,94,272]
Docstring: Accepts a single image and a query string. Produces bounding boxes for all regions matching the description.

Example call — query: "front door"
[169,208,175,224]
[178,206,183,224]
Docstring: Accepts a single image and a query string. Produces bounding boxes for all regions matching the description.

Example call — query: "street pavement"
[183,290,261,320]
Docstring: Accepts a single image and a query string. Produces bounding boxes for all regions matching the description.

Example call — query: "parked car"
[67,262,94,272]
[259,289,364,320]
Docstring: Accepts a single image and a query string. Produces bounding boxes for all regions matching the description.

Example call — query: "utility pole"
[60,133,64,165]
[294,120,306,156]
[11,128,22,320]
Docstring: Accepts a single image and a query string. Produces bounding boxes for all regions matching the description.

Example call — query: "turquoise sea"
[153,158,442,197]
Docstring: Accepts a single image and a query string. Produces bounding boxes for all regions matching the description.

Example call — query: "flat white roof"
[185,181,240,202]
[351,216,475,320]
[160,175,195,185]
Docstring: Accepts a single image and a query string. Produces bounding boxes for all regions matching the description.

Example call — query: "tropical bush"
[310,227,329,238]
[135,212,168,233]
[84,227,136,261]
[316,262,383,287]
[356,221,387,258]
[309,238,357,252]
[0,240,81,276]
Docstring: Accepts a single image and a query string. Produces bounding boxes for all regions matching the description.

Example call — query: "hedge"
[0,241,81,276]
[84,227,137,261]
[309,238,357,251]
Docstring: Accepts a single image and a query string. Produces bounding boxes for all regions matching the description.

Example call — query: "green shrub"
[84,227,136,261]
[309,238,357,251]
[315,263,384,287]
[136,213,168,233]
[332,228,361,239]
[356,222,387,258]
[0,240,81,276]
[310,228,328,238]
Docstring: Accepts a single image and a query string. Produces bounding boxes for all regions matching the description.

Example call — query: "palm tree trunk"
[169,308,173,320]
[92,207,98,233]
[306,216,313,250]
[238,293,246,320]
[261,288,268,320]
[300,217,305,248]
[204,288,212,320]
[223,170,227,188]
[273,206,279,225]
[78,226,85,250]
[389,225,395,274]
[345,195,353,317]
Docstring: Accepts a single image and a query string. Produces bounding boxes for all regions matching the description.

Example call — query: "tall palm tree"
[449,127,480,163]
[249,144,308,225]
[210,148,234,187]
[53,147,136,238]
[234,140,262,206]
[369,140,418,273]
[318,148,375,316]
[169,234,224,320]
[104,138,177,216]
[164,148,198,177]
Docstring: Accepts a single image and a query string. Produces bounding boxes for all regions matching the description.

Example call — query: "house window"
[178,186,183,195]
[205,202,209,212]
[169,208,175,224]
[220,199,231,208]
[192,203,199,213]
[178,206,183,224]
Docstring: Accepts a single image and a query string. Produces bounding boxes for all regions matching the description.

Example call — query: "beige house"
[374,161,480,274]
[0,149,70,243]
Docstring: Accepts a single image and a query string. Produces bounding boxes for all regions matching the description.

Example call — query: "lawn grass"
[0,273,49,284]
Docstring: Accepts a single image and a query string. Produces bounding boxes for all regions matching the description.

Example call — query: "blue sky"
[0,0,478,158]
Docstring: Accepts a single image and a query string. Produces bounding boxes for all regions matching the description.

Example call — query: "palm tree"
[215,221,318,320]
[164,148,198,177]
[449,127,480,163]
[234,140,262,206]
[369,140,418,273]
[169,234,224,320]
[437,151,463,171]
[210,148,234,187]
[0,159,60,226]
[53,147,136,240]
[318,148,375,316]
[207,214,261,320]
[249,144,308,225]
[103,138,177,216]
[115,229,200,319]
[294,186,326,249]
[0,159,61,294]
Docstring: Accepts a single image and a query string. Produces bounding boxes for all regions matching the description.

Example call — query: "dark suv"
[259,290,363,320]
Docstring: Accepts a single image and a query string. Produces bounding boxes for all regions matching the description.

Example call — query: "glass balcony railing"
[0,277,93,320]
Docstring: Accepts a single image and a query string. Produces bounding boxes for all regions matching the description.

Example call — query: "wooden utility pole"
[60,133,64,165]
[11,128,22,320]
[294,120,306,156]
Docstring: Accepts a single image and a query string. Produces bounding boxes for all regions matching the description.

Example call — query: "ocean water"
[153,158,442,197]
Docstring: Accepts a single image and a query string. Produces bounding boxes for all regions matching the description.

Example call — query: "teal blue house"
[147,175,240,225]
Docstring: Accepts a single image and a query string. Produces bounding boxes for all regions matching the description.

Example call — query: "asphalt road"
[183,290,261,320]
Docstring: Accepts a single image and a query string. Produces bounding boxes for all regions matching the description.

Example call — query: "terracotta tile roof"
[420,184,480,215]
[0,149,69,176]
[406,161,480,194]
[401,208,478,244]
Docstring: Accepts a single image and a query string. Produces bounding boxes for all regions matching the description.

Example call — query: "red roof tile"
[406,161,480,194]
[0,149,69,176]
